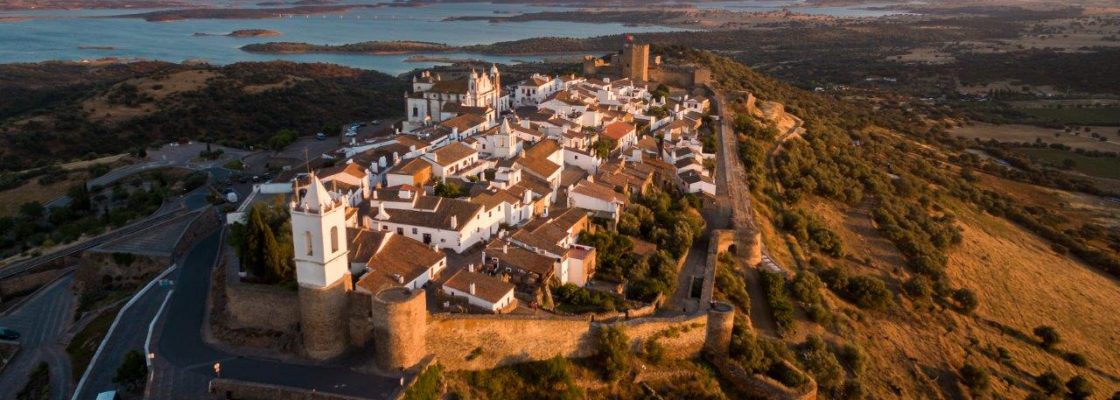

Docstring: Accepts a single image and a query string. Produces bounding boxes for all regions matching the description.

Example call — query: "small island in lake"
[240,40,453,54]
[194,29,282,37]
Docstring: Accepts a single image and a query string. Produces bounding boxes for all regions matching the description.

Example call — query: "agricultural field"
[953,123,1120,151]
[1017,107,1120,126]
[1015,147,1120,180]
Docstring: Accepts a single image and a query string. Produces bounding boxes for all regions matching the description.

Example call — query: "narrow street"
[0,274,75,400]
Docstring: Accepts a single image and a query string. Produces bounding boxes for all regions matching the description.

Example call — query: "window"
[304,231,313,256]
[412,107,418,117]
[412,228,418,234]
[330,226,339,253]
[397,227,404,235]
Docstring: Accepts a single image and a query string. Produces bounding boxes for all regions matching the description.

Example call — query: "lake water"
[0,1,903,75]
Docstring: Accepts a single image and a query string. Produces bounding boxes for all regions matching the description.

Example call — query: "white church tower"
[290,174,352,359]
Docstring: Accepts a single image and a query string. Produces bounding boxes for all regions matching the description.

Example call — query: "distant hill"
[0,61,406,171]
[241,40,453,55]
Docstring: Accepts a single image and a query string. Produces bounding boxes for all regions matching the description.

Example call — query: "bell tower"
[291,174,352,359]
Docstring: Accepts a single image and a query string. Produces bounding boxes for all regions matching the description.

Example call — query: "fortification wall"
[427,313,708,371]
[224,280,300,332]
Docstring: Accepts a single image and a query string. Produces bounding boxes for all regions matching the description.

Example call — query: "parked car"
[0,327,20,340]
[316,132,327,140]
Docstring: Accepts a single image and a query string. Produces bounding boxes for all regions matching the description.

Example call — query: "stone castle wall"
[426,313,708,371]
[225,280,300,332]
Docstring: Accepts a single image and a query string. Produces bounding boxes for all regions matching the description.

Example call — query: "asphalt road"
[0,274,75,400]
[72,271,175,399]
[149,232,402,399]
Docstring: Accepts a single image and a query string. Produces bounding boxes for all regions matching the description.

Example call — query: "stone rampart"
[224,280,300,332]
[426,313,708,371]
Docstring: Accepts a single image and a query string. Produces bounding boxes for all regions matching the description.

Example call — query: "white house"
[367,196,496,253]
[423,142,479,178]
[442,269,517,313]
[568,179,628,222]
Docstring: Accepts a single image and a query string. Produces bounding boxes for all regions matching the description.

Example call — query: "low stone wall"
[0,268,66,299]
[209,378,381,400]
[224,281,299,332]
[426,313,708,371]
[715,359,818,400]
[74,251,167,293]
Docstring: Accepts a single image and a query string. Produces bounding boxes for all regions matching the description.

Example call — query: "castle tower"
[620,36,650,82]
[291,174,352,359]
[704,301,735,358]
[371,287,427,371]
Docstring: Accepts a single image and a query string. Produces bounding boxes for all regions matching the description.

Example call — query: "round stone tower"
[298,279,352,359]
[371,287,427,371]
[704,301,736,358]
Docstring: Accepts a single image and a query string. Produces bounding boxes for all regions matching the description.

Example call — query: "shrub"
[903,275,933,300]
[797,336,845,394]
[593,326,631,381]
[759,271,795,331]
[959,362,990,396]
[403,364,443,400]
[953,288,979,314]
[1066,375,1093,400]
[1061,352,1087,367]
[1033,326,1060,349]
[1035,371,1063,394]
[113,350,148,393]
[836,343,866,376]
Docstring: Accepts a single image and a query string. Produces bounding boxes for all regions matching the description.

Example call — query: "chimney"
[468,263,475,273]
[394,274,404,284]
[392,152,400,164]
[372,190,378,199]
[400,187,412,199]
[378,155,387,168]
[450,215,458,230]
[522,189,531,205]
[469,282,476,296]
[503,244,508,254]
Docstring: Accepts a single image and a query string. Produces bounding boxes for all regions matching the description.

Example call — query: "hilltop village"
[202,38,767,382]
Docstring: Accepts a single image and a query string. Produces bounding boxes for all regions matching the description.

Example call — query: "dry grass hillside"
[790,194,1120,399]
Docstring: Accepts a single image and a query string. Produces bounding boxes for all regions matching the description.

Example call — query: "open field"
[953,123,1120,151]
[946,206,1120,395]
[1015,147,1120,180]
[1018,107,1120,126]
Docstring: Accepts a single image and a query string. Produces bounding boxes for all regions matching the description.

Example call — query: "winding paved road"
[147,232,401,399]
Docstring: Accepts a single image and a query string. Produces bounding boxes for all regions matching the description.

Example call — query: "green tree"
[242,205,291,283]
[959,361,990,397]
[1035,371,1063,394]
[113,350,148,393]
[953,288,979,314]
[1066,375,1093,400]
[1033,325,1061,349]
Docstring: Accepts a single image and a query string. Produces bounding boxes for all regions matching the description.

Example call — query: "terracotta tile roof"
[443,269,514,304]
[395,135,430,150]
[428,142,477,167]
[429,79,470,94]
[356,234,445,293]
[559,167,589,188]
[387,158,431,176]
[469,189,518,210]
[485,240,555,277]
[573,180,628,204]
[379,197,482,232]
[439,113,487,133]
[348,227,390,265]
[601,121,635,141]
[319,162,366,180]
